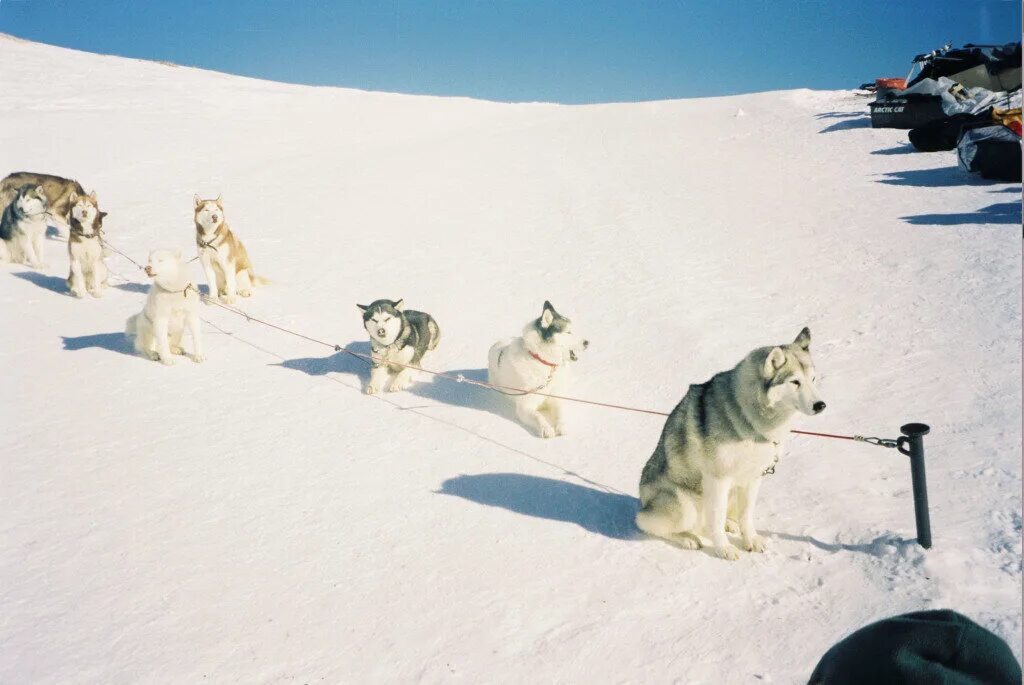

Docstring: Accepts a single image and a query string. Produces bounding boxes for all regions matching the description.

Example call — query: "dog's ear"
[193,194,203,209]
[356,303,368,312]
[34,185,45,196]
[540,300,556,327]
[763,347,786,377]
[215,194,223,207]
[794,327,811,350]
[69,191,79,204]
[393,299,405,312]
[98,211,108,221]
[88,190,97,202]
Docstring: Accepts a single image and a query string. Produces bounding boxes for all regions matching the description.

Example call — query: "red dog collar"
[529,351,559,368]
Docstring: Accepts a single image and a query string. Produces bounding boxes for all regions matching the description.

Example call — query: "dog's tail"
[248,268,270,287]
[125,313,139,337]
[427,318,441,351]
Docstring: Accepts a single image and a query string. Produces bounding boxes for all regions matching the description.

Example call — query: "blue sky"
[0,1,1019,103]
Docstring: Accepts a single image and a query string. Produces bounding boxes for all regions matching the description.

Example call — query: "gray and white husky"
[0,184,49,267]
[488,301,589,438]
[0,171,91,235]
[357,299,440,394]
[636,327,825,560]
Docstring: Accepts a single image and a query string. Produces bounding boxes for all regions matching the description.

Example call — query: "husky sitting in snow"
[125,250,205,365]
[488,301,589,438]
[636,328,825,560]
[194,195,265,303]
[358,299,440,394]
[66,191,108,298]
[0,171,91,236]
[0,184,49,267]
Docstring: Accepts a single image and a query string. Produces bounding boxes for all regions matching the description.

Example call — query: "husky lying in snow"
[66,191,109,298]
[0,185,49,267]
[194,195,265,303]
[636,328,825,560]
[358,299,440,394]
[125,250,205,365]
[0,171,92,236]
[488,301,589,438]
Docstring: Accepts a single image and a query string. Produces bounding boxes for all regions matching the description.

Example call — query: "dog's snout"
[813,401,826,414]
[582,339,590,349]
[211,214,219,223]
[377,329,386,338]
[144,265,154,277]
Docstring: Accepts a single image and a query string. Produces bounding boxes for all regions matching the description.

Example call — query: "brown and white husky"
[66,191,109,298]
[193,195,266,303]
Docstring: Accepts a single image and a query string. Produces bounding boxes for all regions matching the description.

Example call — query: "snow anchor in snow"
[896,423,932,549]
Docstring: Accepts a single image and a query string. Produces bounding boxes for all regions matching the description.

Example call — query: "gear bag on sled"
[956,123,1022,182]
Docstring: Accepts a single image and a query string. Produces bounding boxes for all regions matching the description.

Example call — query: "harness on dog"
[197,228,226,249]
[529,351,559,368]
[69,218,102,240]
[484,350,559,397]
[160,282,198,298]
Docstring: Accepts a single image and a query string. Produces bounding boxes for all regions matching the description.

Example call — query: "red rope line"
[789,429,858,440]
[103,240,885,442]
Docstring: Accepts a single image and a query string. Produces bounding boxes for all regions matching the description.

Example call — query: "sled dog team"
[2,170,827,561]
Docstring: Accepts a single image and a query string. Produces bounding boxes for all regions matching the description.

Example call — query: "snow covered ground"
[1,34,1021,683]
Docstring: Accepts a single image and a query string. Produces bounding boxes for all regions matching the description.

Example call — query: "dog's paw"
[365,383,381,395]
[554,422,568,436]
[157,354,176,366]
[538,424,557,439]
[88,288,103,298]
[191,353,206,364]
[237,288,252,298]
[221,294,237,304]
[710,544,741,561]
[170,345,186,355]
[70,289,85,299]
[671,534,702,550]
[725,519,741,535]
[388,376,413,392]
[744,535,768,553]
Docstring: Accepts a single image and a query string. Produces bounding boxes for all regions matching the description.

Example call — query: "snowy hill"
[1,35,1020,682]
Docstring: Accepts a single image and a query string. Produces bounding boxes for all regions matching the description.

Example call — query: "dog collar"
[529,351,559,368]
[197,228,225,249]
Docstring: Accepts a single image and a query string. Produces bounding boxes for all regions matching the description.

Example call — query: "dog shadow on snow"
[61,332,136,357]
[275,348,513,421]
[10,270,68,295]
[273,340,373,383]
[437,472,641,540]
[407,367,511,419]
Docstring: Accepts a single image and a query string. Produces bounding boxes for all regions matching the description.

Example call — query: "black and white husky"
[488,301,589,438]
[0,185,49,268]
[357,299,440,394]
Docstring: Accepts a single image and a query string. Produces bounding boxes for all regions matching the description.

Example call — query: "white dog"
[487,301,589,438]
[125,250,205,365]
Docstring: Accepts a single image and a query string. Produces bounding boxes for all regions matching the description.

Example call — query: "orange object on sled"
[875,77,907,90]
